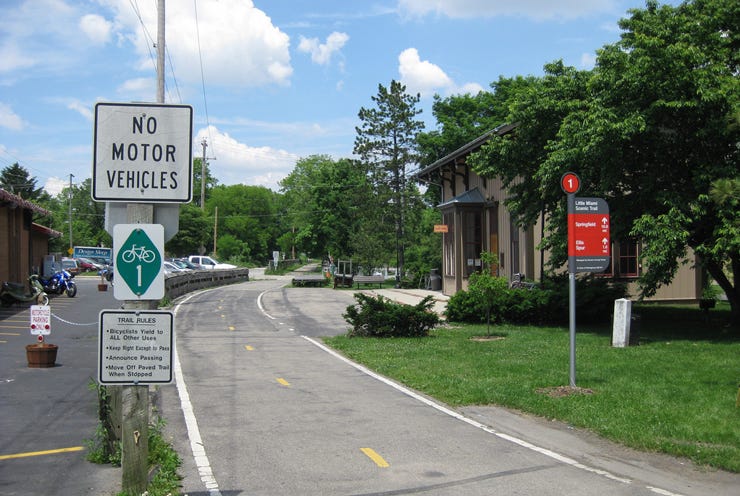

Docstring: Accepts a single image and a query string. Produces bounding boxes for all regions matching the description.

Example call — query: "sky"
[0,0,680,197]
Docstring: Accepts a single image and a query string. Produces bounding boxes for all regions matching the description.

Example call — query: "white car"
[188,255,236,270]
[163,261,186,274]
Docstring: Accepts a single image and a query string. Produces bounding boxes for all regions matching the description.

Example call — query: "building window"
[510,214,520,277]
[443,212,454,277]
[463,210,482,277]
[616,239,639,277]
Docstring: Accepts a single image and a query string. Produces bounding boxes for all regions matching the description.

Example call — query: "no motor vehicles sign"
[92,102,193,203]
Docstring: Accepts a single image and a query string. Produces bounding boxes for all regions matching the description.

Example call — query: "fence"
[164,268,250,300]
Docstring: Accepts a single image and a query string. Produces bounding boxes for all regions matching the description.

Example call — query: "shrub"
[445,273,627,326]
[343,293,441,337]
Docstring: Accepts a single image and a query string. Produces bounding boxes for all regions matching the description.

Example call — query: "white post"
[612,298,632,347]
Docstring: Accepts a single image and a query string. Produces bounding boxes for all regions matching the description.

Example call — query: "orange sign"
[433,224,448,233]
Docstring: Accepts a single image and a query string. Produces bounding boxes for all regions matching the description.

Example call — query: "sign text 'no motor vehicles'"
[92,102,193,203]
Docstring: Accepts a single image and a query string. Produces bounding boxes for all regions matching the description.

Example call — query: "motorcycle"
[40,269,77,297]
[0,274,49,307]
[98,265,113,283]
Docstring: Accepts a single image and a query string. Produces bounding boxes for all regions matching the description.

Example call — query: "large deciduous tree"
[207,184,282,263]
[473,0,740,325]
[354,80,425,279]
[280,155,371,260]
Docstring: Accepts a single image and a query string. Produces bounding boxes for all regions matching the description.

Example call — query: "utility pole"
[200,138,207,210]
[68,174,74,251]
[119,1,164,493]
[213,206,218,255]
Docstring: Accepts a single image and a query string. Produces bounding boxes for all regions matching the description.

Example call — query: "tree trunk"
[706,258,738,329]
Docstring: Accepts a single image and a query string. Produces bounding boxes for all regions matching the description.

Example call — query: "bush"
[343,293,441,337]
[445,273,627,326]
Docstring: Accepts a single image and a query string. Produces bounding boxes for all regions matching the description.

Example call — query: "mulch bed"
[536,386,595,398]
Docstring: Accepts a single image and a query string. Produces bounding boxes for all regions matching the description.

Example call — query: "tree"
[207,184,282,263]
[192,157,219,209]
[280,155,371,260]
[0,163,46,201]
[417,77,536,166]
[354,80,425,280]
[473,0,740,324]
[165,203,210,256]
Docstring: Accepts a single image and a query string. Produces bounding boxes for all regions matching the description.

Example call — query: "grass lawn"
[324,302,739,472]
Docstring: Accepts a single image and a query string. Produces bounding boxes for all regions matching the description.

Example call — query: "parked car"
[187,255,236,270]
[169,258,196,270]
[163,261,186,274]
[60,258,79,275]
[77,257,103,271]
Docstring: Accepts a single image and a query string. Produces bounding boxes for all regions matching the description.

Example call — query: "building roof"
[437,187,487,208]
[0,188,51,216]
[31,222,62,238]
[414,123,518,181]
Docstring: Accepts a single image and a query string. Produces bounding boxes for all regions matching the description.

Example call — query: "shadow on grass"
[578,301,737,343]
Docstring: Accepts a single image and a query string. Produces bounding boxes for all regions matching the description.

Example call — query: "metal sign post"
[562,172,611,387]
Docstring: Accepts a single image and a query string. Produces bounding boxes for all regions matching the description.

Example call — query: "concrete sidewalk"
[365,288,449,317]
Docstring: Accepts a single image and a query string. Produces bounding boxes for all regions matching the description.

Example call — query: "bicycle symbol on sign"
[121,244,157,264]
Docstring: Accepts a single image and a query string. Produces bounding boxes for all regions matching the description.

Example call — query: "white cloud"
[0,42,36,73]
[196,126,299,191]
[66,100,94,121]
[398,0,615,20]
[298,31,349,65]
[580,52,597,69]
[398,48,483,98]
[44,177,67,196]
[79,14,112,45]
[0,102,24,130]
[104,0,292,87]
[116,78,156,101]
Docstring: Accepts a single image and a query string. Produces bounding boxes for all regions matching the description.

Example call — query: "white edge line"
[174,290,223,496]
[301,335,690,494]
[257,289,276,320]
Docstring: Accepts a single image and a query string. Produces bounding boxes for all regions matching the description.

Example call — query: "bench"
[353,275,385,288]
[292,275,327,287]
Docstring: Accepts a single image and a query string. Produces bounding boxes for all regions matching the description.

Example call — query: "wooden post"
[120,203,156,493]
[121,383,149,494]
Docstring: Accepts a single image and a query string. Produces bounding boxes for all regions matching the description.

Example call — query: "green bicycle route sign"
[113,224,164,300]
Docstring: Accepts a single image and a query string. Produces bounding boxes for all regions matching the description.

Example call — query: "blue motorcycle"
[39,269,77,298]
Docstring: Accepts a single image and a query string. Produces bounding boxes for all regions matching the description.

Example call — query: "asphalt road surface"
[2,274,736,495]
[0,276,120,496]
[158,277,739,496]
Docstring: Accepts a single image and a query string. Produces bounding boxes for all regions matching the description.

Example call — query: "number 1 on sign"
[137,265,142,287]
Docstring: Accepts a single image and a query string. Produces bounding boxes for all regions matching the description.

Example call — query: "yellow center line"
[360,448,389,468]
[245,345,254,351]
[276,378,290,387]
[0,446,85,461]
[0,332,21,335]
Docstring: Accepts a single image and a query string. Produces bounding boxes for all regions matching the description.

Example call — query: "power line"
[193,0,215,159]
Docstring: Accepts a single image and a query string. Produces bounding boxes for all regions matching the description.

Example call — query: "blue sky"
[0,0,679,196]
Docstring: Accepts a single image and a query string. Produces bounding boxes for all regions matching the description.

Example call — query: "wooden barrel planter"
[25,343,58,368]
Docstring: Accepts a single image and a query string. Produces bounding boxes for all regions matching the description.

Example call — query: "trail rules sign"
[92,102,193,203]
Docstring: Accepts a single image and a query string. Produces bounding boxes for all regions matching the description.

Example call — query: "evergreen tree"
[353,80,425,280]
[0,163,45,201]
